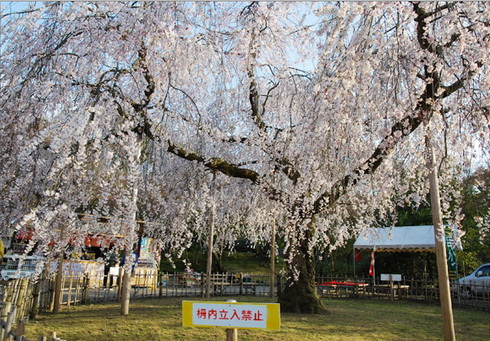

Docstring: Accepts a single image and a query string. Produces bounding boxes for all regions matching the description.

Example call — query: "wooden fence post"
[4,306,17,341]
[30,280,42,320]
[158,272,163,298]
[200,274,205,298]
[239,273,243,296]
[81,274,89,304]
[7,280,18,307]
[14,319,25,339]
[0,301,12,341]
[15,279,28,321]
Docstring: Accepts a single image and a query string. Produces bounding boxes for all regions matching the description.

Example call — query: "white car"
[455,263,490,297]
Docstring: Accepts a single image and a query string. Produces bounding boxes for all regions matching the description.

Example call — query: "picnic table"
[374,283,410,299]
[316,281,368,297]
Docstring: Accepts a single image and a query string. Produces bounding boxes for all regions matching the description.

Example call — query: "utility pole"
[426,134,456,341]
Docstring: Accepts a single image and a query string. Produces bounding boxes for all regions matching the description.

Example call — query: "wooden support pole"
[53,226,65,314]
[269,222,276,298]
[48,278,55,312]
[120,251,131,316]
[426,135,455,341]
[120,131,142,316]
[205,212,214,299]
[66,260,73,307]
[53,258,63,313]
[205,174,216,299]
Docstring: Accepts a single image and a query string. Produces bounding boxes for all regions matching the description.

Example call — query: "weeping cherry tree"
[1,2,489,314]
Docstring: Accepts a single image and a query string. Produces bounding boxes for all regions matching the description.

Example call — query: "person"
[103,250,118,288]
[131,249,139,274]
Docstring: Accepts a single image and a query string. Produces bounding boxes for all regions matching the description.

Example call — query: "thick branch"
[166,141,259,183]
[440,79,464,99]
[247,27,265,131]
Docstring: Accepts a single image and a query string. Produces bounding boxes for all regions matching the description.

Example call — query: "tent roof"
[353,225,436,252]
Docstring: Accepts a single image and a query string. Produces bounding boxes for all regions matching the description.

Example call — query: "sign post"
[225,299,238,341]
[182,300,280,340]
[381,274,402,301]
[226,327,238,341]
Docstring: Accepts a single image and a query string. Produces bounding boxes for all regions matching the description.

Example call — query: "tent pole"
[353,248,356,278]
[373,251,375,287]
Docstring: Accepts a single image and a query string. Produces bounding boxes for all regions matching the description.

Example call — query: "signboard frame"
[182,301,280,330]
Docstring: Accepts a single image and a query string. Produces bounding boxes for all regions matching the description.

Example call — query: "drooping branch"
[312,2,475,215]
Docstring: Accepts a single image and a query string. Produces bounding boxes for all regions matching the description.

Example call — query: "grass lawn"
[25,297,489,341]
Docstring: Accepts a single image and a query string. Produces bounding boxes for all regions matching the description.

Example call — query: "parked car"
[455,263,490,297]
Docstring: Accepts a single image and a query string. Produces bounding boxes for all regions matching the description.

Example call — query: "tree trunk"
[278,219,326,314]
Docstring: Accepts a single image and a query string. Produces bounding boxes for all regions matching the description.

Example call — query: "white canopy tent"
[353,225,437,280]
[354,225,436,252]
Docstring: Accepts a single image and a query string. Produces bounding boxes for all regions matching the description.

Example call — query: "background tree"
[1,2,488,314]
[458,167,490,274]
